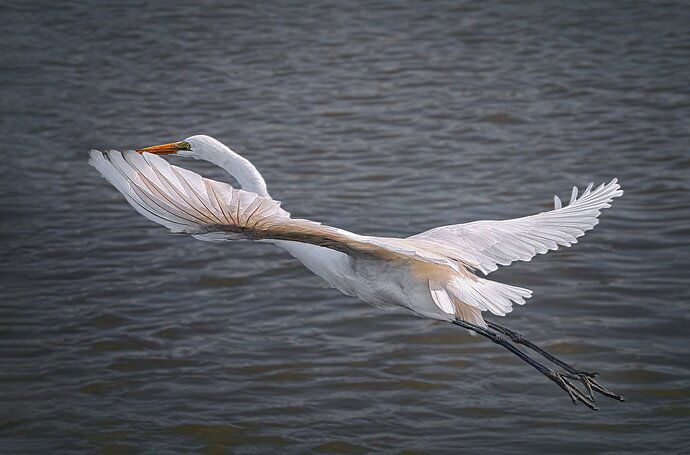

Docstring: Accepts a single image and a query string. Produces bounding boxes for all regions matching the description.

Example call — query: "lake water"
[2,1,689,453]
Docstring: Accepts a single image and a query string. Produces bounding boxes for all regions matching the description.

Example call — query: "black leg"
[452,319,600,410]
[486,320,625,402]
[487,320,594,375]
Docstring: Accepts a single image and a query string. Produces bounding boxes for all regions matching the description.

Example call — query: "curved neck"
[204,144,270,198]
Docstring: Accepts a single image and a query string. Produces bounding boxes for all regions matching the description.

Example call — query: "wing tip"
[561,178,623,208]
[88,149,105,164]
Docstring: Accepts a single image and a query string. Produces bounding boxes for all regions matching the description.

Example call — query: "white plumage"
[89,137,622,326]
[410,179,623,276]
[89,135,626,410]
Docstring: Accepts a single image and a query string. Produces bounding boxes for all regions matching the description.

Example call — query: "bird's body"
[272,237,471,321]
[90,134,625,410]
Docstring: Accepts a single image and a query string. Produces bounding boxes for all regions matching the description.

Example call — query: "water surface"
[1,1,690,453]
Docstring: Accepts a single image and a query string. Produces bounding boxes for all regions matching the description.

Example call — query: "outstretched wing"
[410,180,623,275]
[89,150,460,271]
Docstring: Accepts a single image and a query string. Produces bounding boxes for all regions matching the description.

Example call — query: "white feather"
[429,280,456,314]
[410,179,623,274]
[90,151,464,274]
[446,275,532,316]
[569,186,579,205]
[91,145,622,326]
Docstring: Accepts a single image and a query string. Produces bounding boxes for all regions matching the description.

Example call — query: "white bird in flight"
[90,134,624,410]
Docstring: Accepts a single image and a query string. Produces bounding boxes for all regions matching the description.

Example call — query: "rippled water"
[2,1,690,453]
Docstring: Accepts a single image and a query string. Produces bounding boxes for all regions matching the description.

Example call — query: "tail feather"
[446,275,532,317]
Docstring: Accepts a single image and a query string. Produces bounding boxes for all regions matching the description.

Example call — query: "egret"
[89,135,624,410]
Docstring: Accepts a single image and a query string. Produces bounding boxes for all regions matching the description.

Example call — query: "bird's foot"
[577,373,625,402]
[546,370,599,410]
[571,369,597,378]
[454,319,625,410]
[545,369,624,408]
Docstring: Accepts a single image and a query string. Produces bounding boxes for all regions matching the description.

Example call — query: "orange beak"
[136,141,182,155]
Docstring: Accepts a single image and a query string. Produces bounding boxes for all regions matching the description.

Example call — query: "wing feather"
[89,150,460,271]
[410,179,623,274]
[91,151,614,319]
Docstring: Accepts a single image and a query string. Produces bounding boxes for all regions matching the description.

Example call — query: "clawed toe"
[547,371,599,410]
[547,369,624,410]
[579,374,595,400]
[582,375,625,402]
[573,369,598,378]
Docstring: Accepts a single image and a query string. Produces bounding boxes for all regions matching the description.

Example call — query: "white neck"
[211,149,270,198]
[188,136,355,294]
[192,136,270,198]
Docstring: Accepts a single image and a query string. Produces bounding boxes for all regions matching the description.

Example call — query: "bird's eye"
[178,141,192,151]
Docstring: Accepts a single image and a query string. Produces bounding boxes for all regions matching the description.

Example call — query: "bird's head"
[135,134,270,197]
[136,134,225,160]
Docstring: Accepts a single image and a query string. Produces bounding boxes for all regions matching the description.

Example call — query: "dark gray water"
[2,1,690,453]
